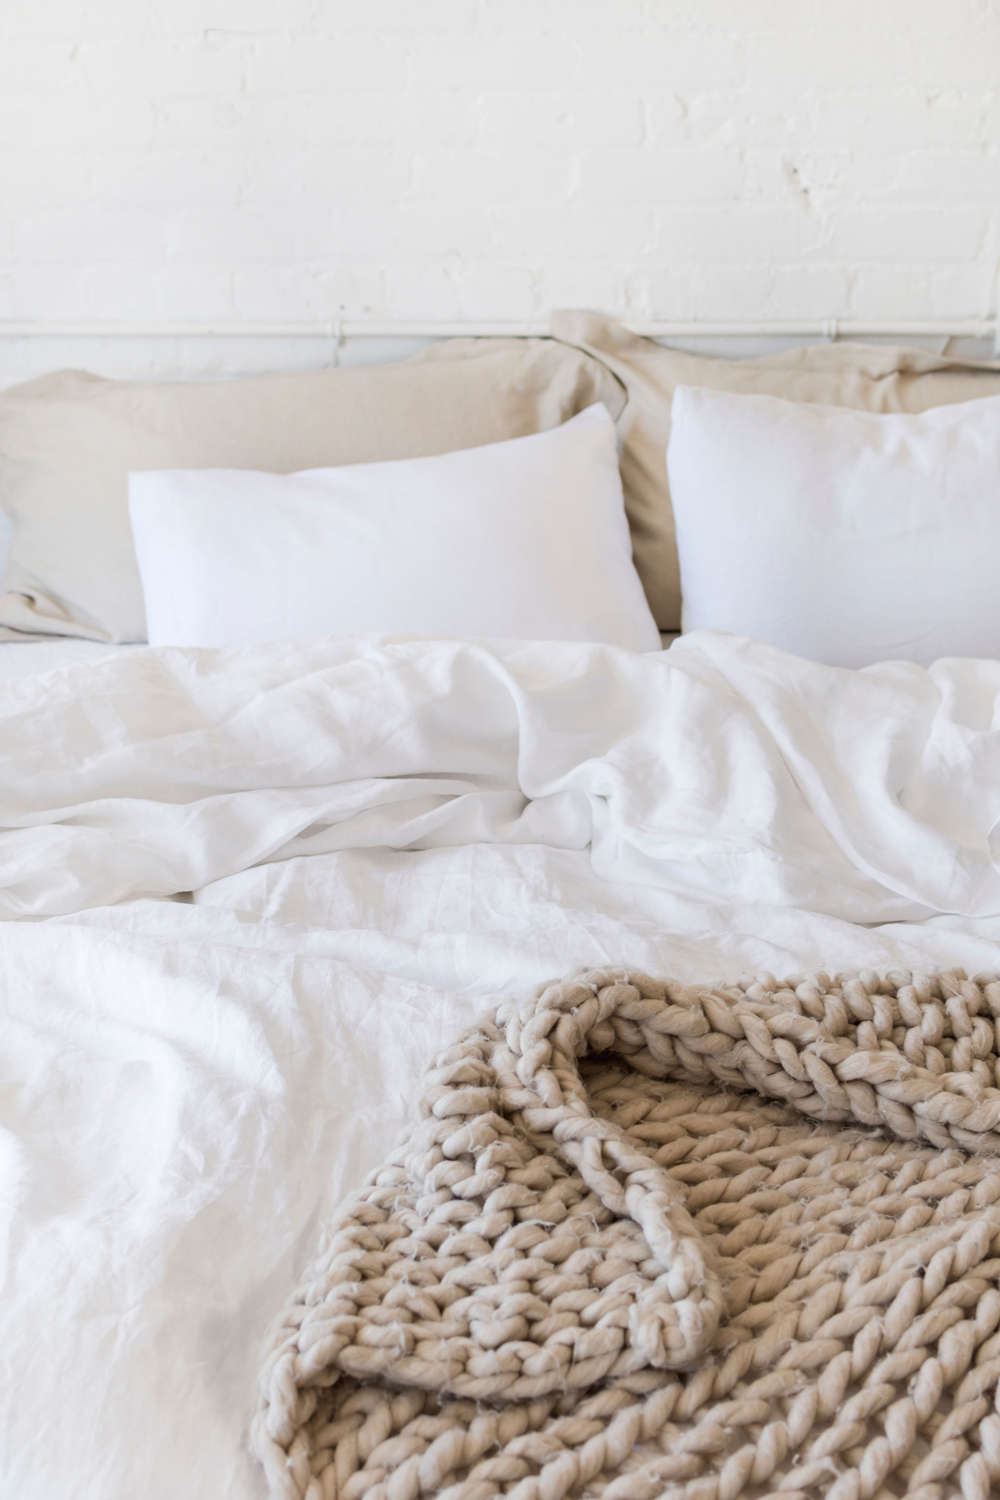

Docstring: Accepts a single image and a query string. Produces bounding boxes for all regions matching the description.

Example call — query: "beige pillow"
[0,337,625,643]
[551,311,1000,631]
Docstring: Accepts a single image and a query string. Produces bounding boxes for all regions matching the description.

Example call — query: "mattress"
[2,631,999,1500]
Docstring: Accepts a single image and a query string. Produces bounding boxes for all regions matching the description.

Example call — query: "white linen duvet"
[2,630,1000,1500]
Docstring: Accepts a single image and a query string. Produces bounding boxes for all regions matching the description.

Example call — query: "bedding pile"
[6,316,1000,647]
[3,630,1000,1500]
[0,336,623,642]
[254,966,1000,1500]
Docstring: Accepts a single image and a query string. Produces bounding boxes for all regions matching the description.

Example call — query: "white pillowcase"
[667,385,1000,668]
[128,404,661,652]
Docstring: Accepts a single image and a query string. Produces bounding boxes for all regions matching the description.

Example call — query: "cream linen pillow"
[129,405,661,652]
[551,311,1000,631]
[0,338,625,643]
[668,385,1000,668]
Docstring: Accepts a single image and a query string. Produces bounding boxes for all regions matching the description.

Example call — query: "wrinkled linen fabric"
[2,631,1000,923]
[2,631,1000,1500]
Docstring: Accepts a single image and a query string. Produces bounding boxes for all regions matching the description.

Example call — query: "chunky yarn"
[253,966,1000,1500]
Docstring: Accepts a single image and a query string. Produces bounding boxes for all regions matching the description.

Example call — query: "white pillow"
[128,404,661,652]
[667,386,1000,668]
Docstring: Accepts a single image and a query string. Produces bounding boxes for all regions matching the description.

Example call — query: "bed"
[3,319,1000,1500]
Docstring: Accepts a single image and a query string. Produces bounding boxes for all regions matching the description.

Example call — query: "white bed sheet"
[0,636,135,677]
[2,631,1000,1500]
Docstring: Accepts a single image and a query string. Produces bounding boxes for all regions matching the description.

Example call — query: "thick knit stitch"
[253,967,1000,1500]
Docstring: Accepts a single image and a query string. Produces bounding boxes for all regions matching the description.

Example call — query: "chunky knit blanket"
[253,967,1000,1500]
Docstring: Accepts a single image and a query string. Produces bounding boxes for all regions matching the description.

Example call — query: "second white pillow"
[128,404,661,652]
[668,386,1000,668]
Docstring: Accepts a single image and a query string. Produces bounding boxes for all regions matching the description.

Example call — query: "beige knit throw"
[253,966,1000,1500]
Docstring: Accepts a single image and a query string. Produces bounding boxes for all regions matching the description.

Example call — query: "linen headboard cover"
[0,337,625,643]
[551,311,1000,631]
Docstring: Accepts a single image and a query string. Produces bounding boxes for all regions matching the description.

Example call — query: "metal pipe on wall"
[0,318,996,342]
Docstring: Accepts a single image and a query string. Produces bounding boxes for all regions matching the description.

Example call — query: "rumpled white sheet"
[3,631,1000,922]
[3,631,1000,1500]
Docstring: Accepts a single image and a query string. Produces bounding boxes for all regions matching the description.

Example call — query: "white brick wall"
[0,0,997,377]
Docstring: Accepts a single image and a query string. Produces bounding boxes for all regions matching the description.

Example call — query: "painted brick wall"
[0,0,997,375]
